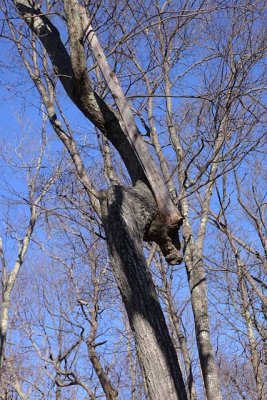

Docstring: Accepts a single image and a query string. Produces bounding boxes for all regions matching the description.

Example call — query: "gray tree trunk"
[100,183,187,400]
[0,293,9,370]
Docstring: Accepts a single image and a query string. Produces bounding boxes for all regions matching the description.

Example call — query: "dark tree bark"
[100,182,187,400]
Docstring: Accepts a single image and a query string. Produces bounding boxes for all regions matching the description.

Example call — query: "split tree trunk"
[13,2,188,398]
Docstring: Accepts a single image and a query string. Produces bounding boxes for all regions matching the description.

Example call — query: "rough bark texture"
[100,182,187,400]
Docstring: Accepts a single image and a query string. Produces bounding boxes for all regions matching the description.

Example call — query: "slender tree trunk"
[100,183,188,400]
[164,79,223,400]
[186,254,222,400]
[158,259,197,400]
[237,259,265,400]
[0,292,10,370]
[181,209,222,400]
[165,292,197,400]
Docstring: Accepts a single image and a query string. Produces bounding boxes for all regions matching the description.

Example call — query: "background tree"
[0,121,61,397]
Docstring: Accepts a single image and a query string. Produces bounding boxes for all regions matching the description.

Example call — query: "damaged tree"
[12,0,187,399]
[2,0,265,398]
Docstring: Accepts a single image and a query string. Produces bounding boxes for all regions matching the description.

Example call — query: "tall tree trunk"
[13,2,188,398]
[165,88,223,400]
[161,273,197,400]
[100,183,188,400]
[186,254,222,400]
[182,215,222,400]
[236,255,265,400]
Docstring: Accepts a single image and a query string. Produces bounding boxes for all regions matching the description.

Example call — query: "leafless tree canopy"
[0,1,266,399]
